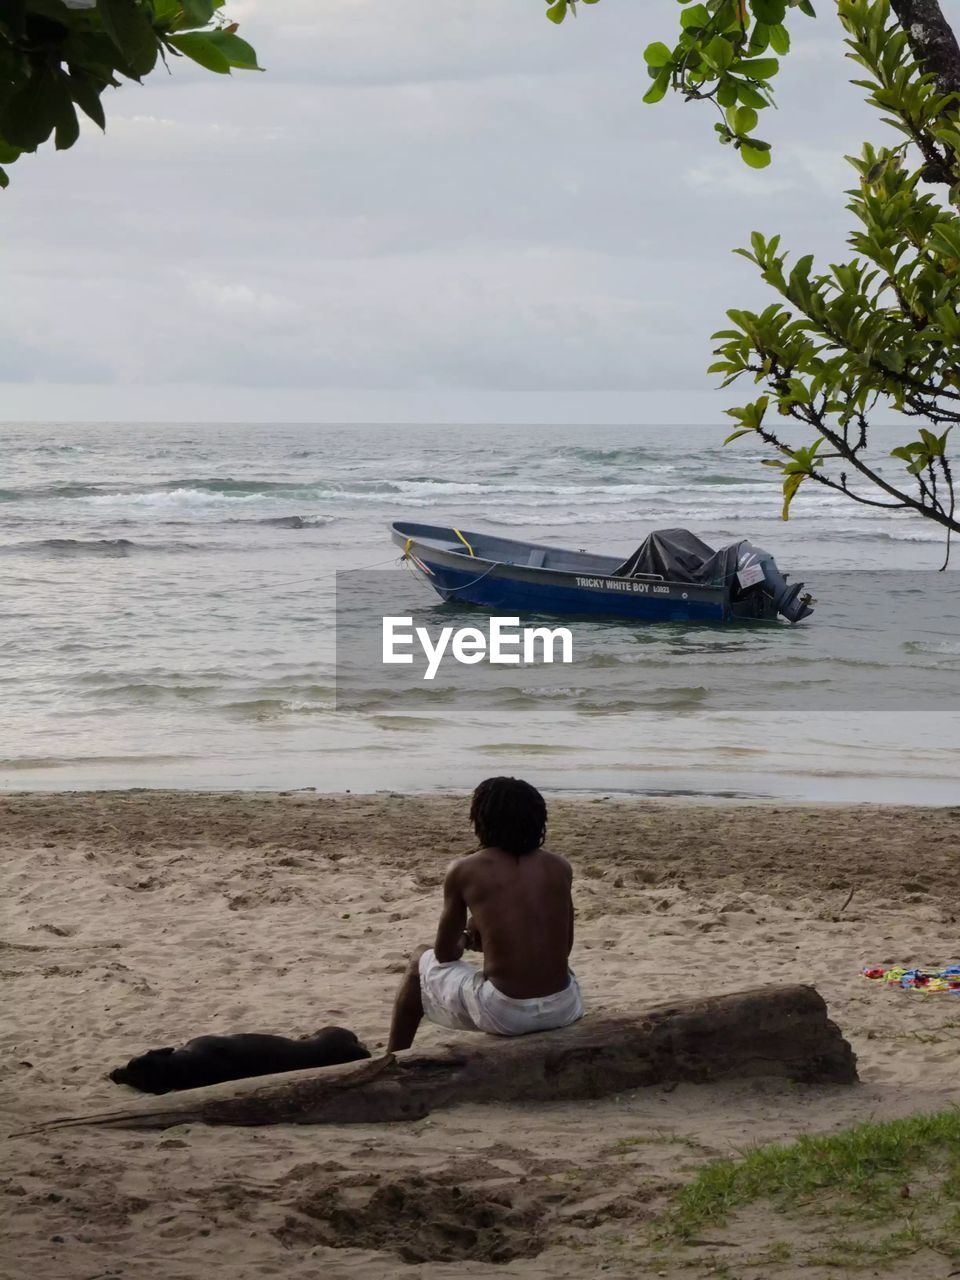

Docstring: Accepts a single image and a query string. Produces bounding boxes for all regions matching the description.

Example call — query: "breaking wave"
[228,514,334,528]
[828,526,944,544]
[2,537,155,557]
[0,475,795,509]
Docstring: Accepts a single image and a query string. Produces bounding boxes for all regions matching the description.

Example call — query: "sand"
[3,791,959,1279]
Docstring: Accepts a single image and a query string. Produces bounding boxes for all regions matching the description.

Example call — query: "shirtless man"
[386,777,582,1052]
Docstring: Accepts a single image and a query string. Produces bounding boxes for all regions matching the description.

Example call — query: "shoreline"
[3,774,960,804]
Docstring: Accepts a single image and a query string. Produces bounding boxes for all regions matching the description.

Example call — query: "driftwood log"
[20,984,856,1134]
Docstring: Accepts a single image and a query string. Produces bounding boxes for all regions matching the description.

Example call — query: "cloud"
[0,0,893,421]
[187,278,305,329]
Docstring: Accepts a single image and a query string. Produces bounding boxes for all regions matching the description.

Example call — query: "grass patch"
[805,1225,928,1268]
[657,1108,960,1247]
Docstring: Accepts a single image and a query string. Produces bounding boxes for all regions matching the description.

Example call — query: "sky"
[1,0,881,424]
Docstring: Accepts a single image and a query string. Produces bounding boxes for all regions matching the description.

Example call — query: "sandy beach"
[3,791,959,1279]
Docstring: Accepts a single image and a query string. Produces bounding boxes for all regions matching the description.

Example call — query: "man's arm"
[433,861,469,963]
[565,860,575,956]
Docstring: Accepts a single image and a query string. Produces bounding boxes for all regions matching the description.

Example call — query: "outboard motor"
[611,527,814,624]
[736,543,813,623]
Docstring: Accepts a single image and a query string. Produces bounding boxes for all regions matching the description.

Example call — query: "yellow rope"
[452,527,475,556]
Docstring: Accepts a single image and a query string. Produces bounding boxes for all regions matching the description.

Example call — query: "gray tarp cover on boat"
[613,528,742,585]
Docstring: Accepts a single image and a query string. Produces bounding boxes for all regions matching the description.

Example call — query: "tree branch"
[890,0,960,98]
[811,470,913,510]
[794,406,960,532]
[889,0,960,182]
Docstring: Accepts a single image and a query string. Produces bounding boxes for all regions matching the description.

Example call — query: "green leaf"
[545,1,567,23]
[643,41,672,68]
[769,22,790,55]
[751,0,786,22]
[54,94,79,151]
[680,3,710,28]
[0,164,8,189]
[781,471,805,519]
[67,71,106,131]
[704,34,735,71]
[729,105,758,134]
[98,0,160,79]
[205,28,261,70]
[167,30,231,73]
[0,68,60,150]
[797,0,815,14]
[737,82,768,108]
[717,78,738,108]
[741,140,772,167]
[723,427,756,443]
[178,0,218,28]
[731,56,779,79]
[643,68,670,104]
[0,140,20,162]
[790,251,812,279]
[930,221,960,259]
[58,28,124,84]
[152,0,180,24]
[749,22,771,52]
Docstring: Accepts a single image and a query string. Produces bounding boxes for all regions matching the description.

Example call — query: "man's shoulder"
[445,849,485,880]
[442,852,465,872]
[538,847,573,876]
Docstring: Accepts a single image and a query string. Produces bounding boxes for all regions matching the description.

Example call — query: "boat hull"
[416,557,730,622]
[391,521,782,624]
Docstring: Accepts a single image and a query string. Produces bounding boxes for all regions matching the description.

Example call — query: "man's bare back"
[438,846,573,999]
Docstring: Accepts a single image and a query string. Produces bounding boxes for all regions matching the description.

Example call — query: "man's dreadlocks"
[469,776,547,857]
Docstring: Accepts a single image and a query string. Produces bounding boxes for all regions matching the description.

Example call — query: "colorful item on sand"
[862,964,960,993]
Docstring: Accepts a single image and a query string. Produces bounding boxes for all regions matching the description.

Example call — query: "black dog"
[109,1026,371,1094]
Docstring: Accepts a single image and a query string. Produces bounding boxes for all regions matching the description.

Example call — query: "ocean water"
[2,421,958,801]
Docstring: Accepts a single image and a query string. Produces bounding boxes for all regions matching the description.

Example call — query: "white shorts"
[418,949,583,1037]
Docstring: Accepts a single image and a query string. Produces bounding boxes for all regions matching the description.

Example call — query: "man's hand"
[462,916,483,952]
